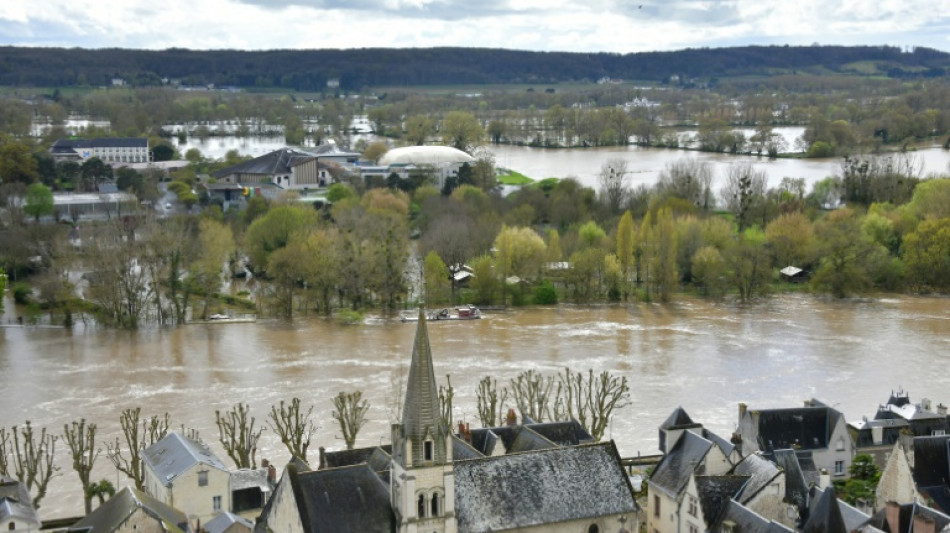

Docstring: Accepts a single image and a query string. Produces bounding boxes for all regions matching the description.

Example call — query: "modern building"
[50,138,150,164]
[377,146,475,190]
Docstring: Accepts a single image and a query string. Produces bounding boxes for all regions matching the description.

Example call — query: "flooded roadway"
[1,294,948,518]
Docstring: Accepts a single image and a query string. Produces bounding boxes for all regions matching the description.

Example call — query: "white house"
[142,432,231,524]
[0,477,40,533]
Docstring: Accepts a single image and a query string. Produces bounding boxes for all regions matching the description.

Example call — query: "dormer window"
[424,440,433,461]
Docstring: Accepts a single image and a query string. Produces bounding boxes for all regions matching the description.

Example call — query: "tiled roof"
[453,442,638,533]
[289,464,394,533]
[650,431,713,497]
[695,475,750,526]
[67,487,188,533]
[143,432,228,486]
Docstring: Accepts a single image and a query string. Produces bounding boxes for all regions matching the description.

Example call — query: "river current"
[1,294,948,518]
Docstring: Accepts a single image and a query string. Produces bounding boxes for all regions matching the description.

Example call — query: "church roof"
[398,310,448,466]
[289,464,394,533]
[453,442,638,532]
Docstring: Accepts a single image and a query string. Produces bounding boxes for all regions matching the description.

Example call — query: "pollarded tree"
[63,418,99,514]
[509,370,556,423]
[106,408,169,491]
[268,398,317,462]
[216,403,264,469]
[557,368,630,442]
[332,391,369,450]
[476,376,509,427]
[0,421,58,508]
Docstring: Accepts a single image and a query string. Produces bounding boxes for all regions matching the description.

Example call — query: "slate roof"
[650,431,714,498]
[204,512,253,533]
[704,428,737,457]
[67,487,189,533]
[323,445,393,469]
[468,428,500,456]
[211,148,315,178]
[661,407,697,429]
[0,477,39,527]
[750,406,843,452]
[802,485,848,533]
[527,420,594,446]
[143,432,228,486]
[507,426,559,453]
[731,454,781,504]
[289,463,394,533]
[773,449,810,513]
[716,500,796,533]
[695,475,750,526]
[231,468,271,492]
[913,436,950,487]
[453,442,638,533]
[452,436,485,460]
[810,487,870,532]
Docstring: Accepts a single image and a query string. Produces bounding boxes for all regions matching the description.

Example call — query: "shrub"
[533,281,558,305]
[12,283,31,305]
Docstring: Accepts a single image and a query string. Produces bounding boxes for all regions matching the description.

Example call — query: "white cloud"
[4,0,950,52]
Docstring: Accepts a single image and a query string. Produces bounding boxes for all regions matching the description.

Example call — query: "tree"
[0,140,40,184]
[902,217,950,292]
[810,209,877,298]
[423,250,449,305]
[87,479,116,508]
[691,246,728,298]
[765,212,815,268]
[509,370,556,423]
[192,219,235,319]
[493,225,546,305]
[79,157,112,192]
[245,206,318,274]
[655,159,714,210]
[23,183,53,222]
[725,227,772,302]
[268,398,317,462]
[441,111,484,153]
[721,162,767,233]
[215,403,264,469]
[0,421,58,508]
[332,391,369,450]
[439,375,454,430]
[405,115,435,146]
[649,207,679,302]
[557,368,630,441]
[598,158,629,214]
[63,418,99,514]
[362,141,388,164]
[106,408,169,491]
[476,377,509,427]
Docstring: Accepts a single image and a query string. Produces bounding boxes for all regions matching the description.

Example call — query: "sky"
[3,0,950,54]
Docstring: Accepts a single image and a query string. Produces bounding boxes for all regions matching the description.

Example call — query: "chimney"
[738,403,748,421]
[886,502,901,533]
[938,403,948,416]
[268,463,277,485]
[319,446,327,470]
[914,513,937,533]
[506,408,518,426]
[464,423,472,444]
[458,420,466,436]
[818,469,831,490]
[262,458,269,468]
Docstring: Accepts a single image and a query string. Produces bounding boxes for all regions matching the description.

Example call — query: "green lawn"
[496,169,534,185]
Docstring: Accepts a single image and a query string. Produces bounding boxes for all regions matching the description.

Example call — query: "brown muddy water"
[1,294,948,518]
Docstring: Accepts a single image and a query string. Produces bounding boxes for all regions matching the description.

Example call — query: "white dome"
[379,146,475,166]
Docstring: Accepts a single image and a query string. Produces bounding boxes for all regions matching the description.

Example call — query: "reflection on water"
[2,294,948,518]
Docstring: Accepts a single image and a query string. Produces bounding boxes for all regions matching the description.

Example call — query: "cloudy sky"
[3,0,950,53]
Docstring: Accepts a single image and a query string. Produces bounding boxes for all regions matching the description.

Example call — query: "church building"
[257,310,639,533]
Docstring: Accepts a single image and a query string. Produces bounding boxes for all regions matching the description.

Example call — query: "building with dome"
[373,146,475,190]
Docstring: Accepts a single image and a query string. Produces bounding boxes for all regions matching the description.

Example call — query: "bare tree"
[216,403,264,469]
[509,370,556,422]
[476,377,509,427]
[598,158,630,214]
[0,422,59,508]
[585,370,631,441]
[332,391,369,450]
[655,159,714,210]
[439,375,454,430]
[268,398,317,462]
[106,408,169,490]
[63,418,99,514]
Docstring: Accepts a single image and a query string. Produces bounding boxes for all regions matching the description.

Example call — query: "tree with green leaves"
[268,398,317,462]
[216,403,264,469]
[902,217,950,292]
[0,139,40,185]
[649,207,679,302]
[87,479,116,508]
[722,162,767,233]
[405,115,435,146]
[423,250,449,305]
[192,218,235,319]
[810,209,877,298]
[23,183,54,222]
[725,227,772,302]
[63,418,99,514]
[332,391,369,450]
[616,211,635,301]
[441,111,484,153]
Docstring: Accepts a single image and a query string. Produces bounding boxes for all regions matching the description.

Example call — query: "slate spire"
[399,308,448,466]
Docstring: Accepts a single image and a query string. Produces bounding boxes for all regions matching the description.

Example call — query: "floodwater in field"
[2,294,949,518]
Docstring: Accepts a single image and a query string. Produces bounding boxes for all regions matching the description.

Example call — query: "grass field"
[497,169,534,185]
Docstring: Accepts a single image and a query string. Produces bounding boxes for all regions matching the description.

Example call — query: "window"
[836,438,845,451]
[834,460,844,475]
[431,492,440,516]
[588,525,600,533]
[198,470,209,487]
[935,430,946,436]
[213,495,221,511]
[689,524,698,533]
[10,522,16,531]
[654,495,661,517]
[424,440,433,461]
[687,496,698,517]
[417,494,426,518]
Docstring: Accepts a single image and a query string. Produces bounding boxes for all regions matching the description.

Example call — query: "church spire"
[398,309,449,466]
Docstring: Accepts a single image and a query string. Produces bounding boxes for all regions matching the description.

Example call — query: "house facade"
[0,477,40,533]
[50,138,150,164]
[142,432,231,523]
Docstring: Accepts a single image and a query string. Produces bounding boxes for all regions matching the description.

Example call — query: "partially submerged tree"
[106,408,169,491]
[332,391,369,450]
[598,158,629,214]
[63,418,99,514]
[0,421,59,508]
[216,403,264,469]
[268,398,317,462]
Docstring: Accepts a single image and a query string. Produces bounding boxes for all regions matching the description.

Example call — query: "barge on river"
[401,305,481,322]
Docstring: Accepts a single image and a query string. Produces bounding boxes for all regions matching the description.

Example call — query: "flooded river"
[2,294,948,518]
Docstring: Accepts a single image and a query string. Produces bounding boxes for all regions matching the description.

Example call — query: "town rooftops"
[773,449,810,513]
[203,512,253,533]
[716,500,796,533]
[211,148,314,178]
[143,432,228,486]
[650,430,714,498]
[747,405,844,452]
[67,487,189,533]
[0,477,39,528]
[453,442,638,533]
[696,475,751,526]
[731,453,782,504]
[288,463,394,533]
[912,435,950,511]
